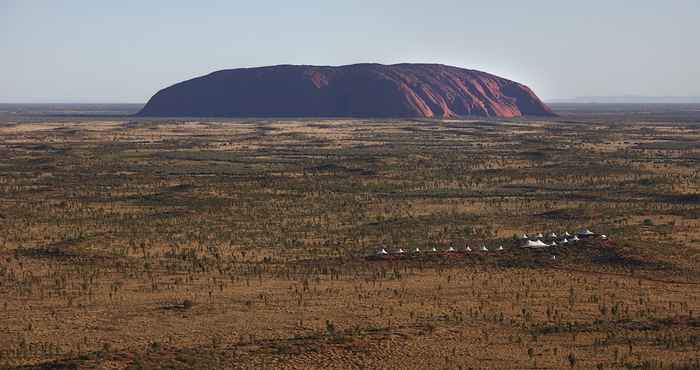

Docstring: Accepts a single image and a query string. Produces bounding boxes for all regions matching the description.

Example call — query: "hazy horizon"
[3,95,700,105]
[2,1,699,103]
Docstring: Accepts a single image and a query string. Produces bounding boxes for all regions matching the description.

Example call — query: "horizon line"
[4,99,700,105]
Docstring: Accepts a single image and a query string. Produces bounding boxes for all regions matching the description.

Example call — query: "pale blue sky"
[1,0,698,103]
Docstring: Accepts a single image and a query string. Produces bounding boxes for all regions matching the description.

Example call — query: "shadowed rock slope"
[138,63,555,118]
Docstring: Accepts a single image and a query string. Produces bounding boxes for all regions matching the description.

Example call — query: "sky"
[1,0,699,103]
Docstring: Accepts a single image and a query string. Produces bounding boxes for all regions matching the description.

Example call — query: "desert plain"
[0,104,699,369]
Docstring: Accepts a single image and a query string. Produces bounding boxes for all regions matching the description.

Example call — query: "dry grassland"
[1,112,699,369]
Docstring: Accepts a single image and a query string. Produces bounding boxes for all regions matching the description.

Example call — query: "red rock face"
[138,64,555,118]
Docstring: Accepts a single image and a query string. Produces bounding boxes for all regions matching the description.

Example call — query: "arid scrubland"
[0,111,699,369]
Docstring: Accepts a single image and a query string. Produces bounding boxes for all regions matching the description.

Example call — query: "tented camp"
[536,233,544,238]
[521,239,549,248]
[365,227,612,260]
[520,234,529,239]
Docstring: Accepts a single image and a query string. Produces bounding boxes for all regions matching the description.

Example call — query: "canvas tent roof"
[577,229,594,236]
[521,239,549,248]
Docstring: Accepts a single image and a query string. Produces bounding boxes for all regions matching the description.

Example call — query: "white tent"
[533,240,549,248]
[447,246,456,252]
[577,228,595,236]
[571,235,580,241]
[563,231,571,237]
[430,247,438,252]
[414,247,421,253]
[480,245,489,251]
[600,234,608,239]
[395,248,405,254]
[561,238,568,244]
[377,248,388,255]
[549,233,558,238]
[522,239,549,248]
[497,245,504,251]
[465,246,472,252]
[520,234,529,239]
[536,233,544,238]
[549,241,558,247]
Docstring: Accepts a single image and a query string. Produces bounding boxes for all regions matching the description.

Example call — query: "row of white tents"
[376,244,506,256]
[374,228,608,256]
[519,228,607,249]
[520,229,598,240]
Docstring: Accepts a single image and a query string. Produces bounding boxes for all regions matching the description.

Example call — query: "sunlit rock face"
[139,63,555,118]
